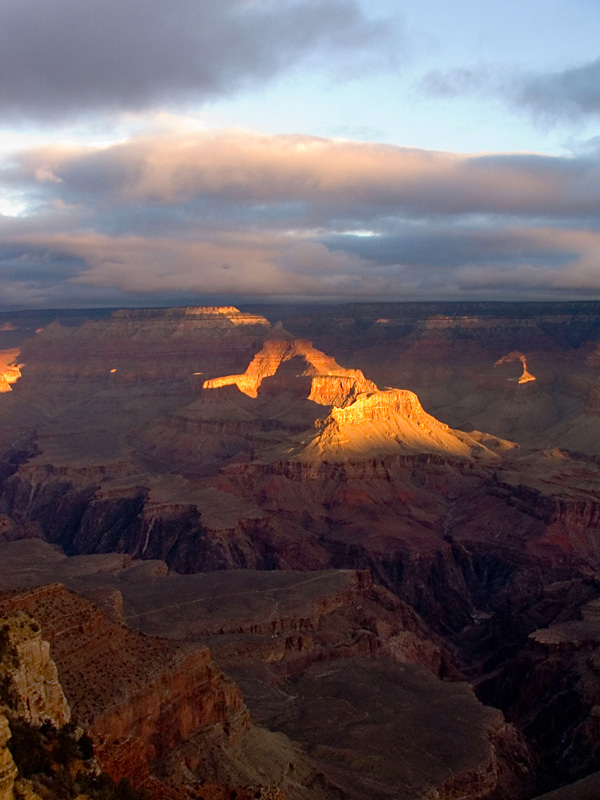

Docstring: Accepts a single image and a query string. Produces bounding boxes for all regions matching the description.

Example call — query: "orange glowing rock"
[0,348,22,392]
[302,388,507,460]
[204,324,376,402]
[495,351,536,384]
[518,365,536,384]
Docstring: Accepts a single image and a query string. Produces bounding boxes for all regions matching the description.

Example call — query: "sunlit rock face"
[303,387,504,460]
[204,323,376,402]
[495,351,536,384]
[272,302,600,449]
[0,349,21,393]
[202,328,503,462]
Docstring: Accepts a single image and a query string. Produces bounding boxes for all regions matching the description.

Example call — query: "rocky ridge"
[303,388,506,460]
[0,543,532,800]
[0,584,255,795]
[204,324,376,403]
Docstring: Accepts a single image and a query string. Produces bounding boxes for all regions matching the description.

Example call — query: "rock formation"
[0,585,248,780]
[3,302,600,796]
[204,324,376,403]
[0,543,532,799]
[0,611,70,729]
[0,350,21,394]
[0,579,299,799]
[0,610,74,800]
[487,596,600,794]
[495,351,536,384]
[303,388,504,460]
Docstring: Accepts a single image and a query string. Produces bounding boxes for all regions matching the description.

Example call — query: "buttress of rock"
[204,324,376,403]
[0,611,70,728]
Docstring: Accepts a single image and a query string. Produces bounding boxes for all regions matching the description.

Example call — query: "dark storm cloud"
[516,58,600,121]
[0,0,391,120]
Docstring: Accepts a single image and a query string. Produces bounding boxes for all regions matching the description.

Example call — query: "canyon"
[2,302,600,797]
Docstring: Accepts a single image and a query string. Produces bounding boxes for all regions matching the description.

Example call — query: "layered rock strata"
[0,542,533,800]
[0,584,249,788]
[303,388,506,460]
[17,306,270,386]
[0,541,450,679]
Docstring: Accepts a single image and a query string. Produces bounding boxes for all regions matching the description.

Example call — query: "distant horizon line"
[4,298,600,316]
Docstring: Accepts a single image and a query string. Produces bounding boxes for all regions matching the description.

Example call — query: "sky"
[1,0,600,309]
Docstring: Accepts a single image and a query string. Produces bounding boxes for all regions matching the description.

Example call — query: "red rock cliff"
[0,584,249,785]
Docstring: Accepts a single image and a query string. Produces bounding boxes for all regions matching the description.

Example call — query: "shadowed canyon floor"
[3,303,600,797]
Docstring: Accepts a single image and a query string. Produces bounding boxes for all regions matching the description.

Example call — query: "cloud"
[420,57,600,126]
[3,126,600,306]
[515,58,600,121]
[10,129,600,221]
[0,228,385,301]
[419,67,495,98]
[0,0,393,121]
[322,226,579,270]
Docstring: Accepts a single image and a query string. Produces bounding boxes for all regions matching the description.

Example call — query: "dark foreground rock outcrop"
[0,543,534,799]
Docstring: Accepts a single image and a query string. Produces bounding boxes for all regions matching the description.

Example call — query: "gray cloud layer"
[0,0,390,120]
[10,132,600,218]
[421,57,600,124]
[2,129,600,306]
[516,58,600,121]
